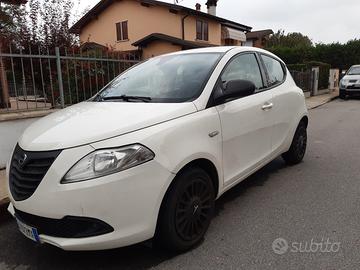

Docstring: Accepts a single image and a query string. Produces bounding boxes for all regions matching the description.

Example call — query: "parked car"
[6,46,308,252]
[339,65,360,99]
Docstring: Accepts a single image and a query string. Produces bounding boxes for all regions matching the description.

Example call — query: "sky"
[77,0,360,44]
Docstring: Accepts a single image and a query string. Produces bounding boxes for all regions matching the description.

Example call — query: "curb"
[308,96,338,110]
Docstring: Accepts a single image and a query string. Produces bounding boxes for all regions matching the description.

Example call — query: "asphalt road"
[1,99,360,270]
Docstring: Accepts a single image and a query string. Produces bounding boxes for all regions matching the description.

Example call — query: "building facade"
[70,0,252,59]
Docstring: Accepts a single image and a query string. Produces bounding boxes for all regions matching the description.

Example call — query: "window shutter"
[203,22,209,41]
[116,22,122,41]
[196,20,203,40]
[122,21,128,40]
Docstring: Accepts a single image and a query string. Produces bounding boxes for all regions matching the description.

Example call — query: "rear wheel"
[155,167,215,252]
[282,121,307,165]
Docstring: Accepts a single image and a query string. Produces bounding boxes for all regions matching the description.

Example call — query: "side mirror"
[215,80,256,102]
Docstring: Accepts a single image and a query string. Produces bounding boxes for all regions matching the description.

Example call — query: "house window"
[116,21,128,41]
[196,20,209,41]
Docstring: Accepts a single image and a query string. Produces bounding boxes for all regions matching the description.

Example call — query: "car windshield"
[94,53,222,103]
[348,66,360,75]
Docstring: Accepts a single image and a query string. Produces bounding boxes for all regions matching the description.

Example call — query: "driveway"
[1,99,360,270]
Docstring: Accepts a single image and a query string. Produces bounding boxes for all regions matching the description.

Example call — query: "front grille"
[15,208,114,238]
[9,144,61,201]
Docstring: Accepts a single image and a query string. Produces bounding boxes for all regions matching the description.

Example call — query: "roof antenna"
[174,0,185,4]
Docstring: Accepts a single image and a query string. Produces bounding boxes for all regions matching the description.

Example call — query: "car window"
[221,53,264,91]
[96,53,222,103]
[261,55,285,86]
[348,66,360,75]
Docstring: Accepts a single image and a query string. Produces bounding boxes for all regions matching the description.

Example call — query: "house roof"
[132,33,216,49]
[246,29,274,40]
[69,0,252,34]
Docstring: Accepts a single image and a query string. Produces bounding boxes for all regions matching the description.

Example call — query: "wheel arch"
[154,158,220,241]
[300,115,309,128]
[175,158,220,198]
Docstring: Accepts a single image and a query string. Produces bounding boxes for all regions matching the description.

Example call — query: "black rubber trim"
[15,208,114,238]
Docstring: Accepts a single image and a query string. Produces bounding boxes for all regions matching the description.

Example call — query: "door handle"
[262,102,273,110]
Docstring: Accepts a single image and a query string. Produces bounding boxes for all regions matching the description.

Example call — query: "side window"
[221,53,264,91]
[116,21,129,41]
[261,55,285,86]
[196,20,209,41]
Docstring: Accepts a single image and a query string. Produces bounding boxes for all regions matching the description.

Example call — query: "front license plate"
[16,218,40,243]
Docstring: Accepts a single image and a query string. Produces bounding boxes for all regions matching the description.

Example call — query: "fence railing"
[290,70,313,93]
[0,46,140,114]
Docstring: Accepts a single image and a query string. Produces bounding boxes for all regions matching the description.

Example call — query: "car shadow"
[0,158,287,270]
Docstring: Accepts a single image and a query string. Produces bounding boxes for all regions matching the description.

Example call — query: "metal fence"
[0,46,140,114]
[290,70,313,93]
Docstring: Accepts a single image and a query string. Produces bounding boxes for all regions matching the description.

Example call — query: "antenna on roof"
[174,0,185,5]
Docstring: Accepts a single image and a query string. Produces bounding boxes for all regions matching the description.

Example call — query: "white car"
[339,65,360,99]
[7,46,308,252]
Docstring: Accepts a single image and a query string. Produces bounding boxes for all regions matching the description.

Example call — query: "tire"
[155,167,215,252]
[339,90,346,99]
[282,121,307,165]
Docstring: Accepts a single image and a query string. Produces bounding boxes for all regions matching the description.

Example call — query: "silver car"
[340,65,360,99]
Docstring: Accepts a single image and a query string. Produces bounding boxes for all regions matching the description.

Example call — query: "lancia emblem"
[18,153,27,166]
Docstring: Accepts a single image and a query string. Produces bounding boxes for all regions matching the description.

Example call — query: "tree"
[266,30,313,48]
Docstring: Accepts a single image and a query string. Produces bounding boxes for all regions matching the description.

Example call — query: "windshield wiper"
[100,95,152,102]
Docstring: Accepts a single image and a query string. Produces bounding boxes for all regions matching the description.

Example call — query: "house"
[245,29,274,48]
[70,0,252,59]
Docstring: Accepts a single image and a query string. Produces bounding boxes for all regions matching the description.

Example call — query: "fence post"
[55,47,65,108]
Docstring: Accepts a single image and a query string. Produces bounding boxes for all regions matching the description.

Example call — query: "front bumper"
[340,87,360,94]
[8,145,174,251]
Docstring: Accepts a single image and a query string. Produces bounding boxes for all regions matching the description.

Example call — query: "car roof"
[161,46,284,63]
[167,46,269,54]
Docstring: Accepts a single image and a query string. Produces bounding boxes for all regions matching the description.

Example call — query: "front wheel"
[155,167,215,252]
[282,121,307,165]
[339,90,346,99]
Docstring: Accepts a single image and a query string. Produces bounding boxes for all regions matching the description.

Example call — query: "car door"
[260,54,292,154]
[215,53,274,186]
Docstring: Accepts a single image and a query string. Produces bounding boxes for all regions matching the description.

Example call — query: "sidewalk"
[0,89,339,208]
[306,88,339,110]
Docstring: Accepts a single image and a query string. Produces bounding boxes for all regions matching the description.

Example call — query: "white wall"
[244,40,254,47]
[0,118,39,168]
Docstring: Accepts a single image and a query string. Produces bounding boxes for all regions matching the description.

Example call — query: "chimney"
[195,3,201,11]
[206,0,218,16]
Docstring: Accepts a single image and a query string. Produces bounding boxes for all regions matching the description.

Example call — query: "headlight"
[62,144,155,184]
[341,79,349,87]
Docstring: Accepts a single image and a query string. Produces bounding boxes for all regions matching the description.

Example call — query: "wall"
[80,0,222,51]
[142,41,182,59]
[0,118,38,168]
[244,40,254,47]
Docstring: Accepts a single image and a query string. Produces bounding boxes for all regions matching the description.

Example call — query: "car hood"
[19,102,197,151]
[342,74,360,81]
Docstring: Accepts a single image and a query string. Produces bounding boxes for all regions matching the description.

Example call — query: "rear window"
[261,55,286,86]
